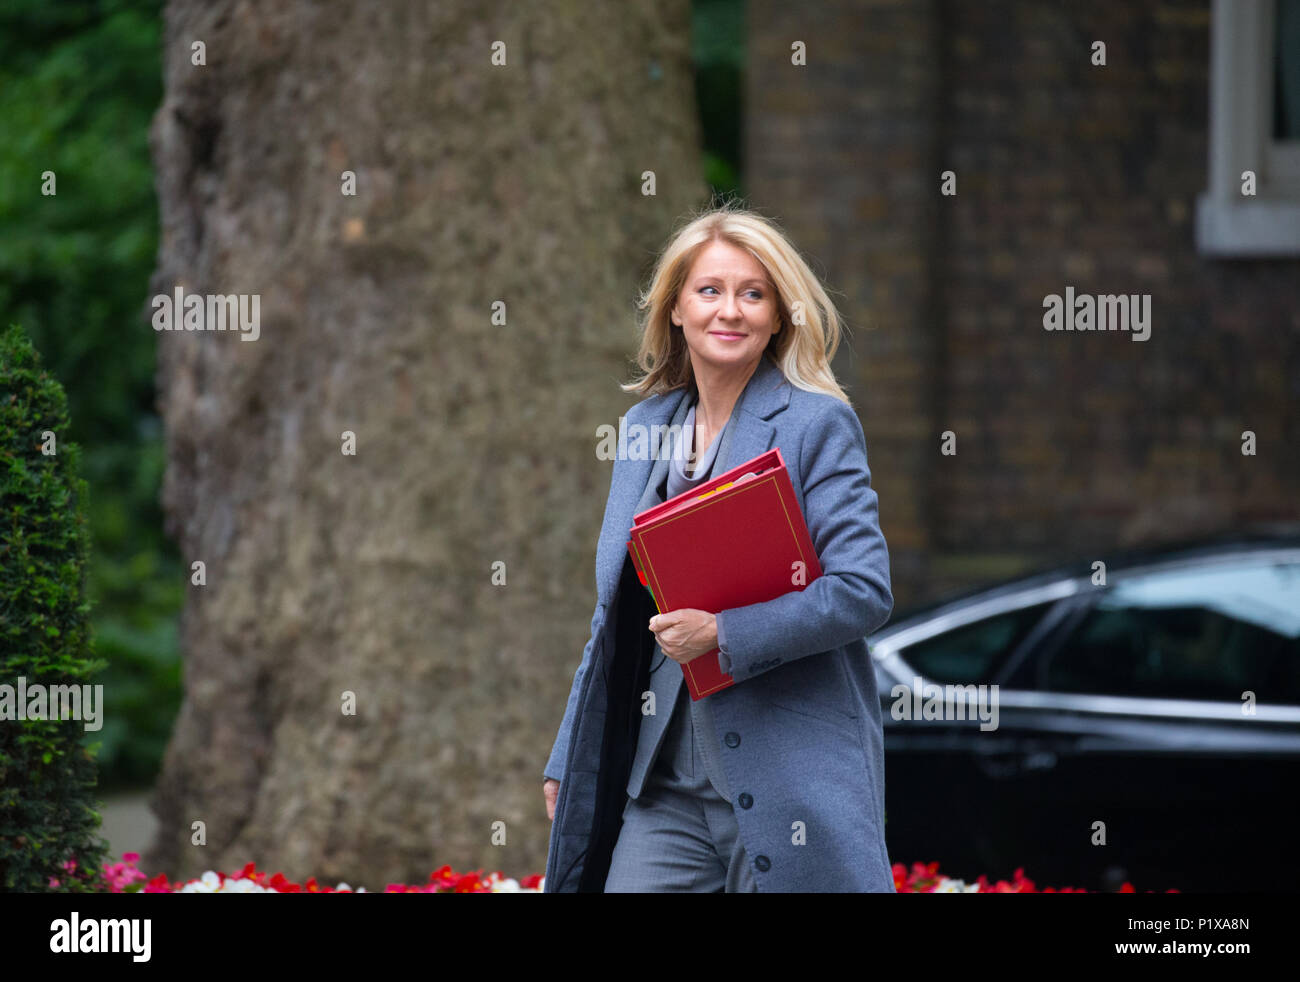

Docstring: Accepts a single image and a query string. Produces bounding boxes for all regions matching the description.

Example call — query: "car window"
[897,602,1055,684]
[1040,559,1300,703]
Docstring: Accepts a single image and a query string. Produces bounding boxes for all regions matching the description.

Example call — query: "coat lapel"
[635,394,692,515]
[595,389,689,606]
[715,352,790,473]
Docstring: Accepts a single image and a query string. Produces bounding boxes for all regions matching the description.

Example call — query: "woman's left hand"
[649,609,718,665]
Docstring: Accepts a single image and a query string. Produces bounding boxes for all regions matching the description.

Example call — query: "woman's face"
[671,239,780,380]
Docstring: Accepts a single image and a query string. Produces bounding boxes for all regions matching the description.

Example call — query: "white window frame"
[1196,0,1300,255]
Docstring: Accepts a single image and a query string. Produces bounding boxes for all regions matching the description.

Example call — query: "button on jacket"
[543,353,895,892]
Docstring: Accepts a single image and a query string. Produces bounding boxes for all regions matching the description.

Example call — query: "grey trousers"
[604,684,759,892]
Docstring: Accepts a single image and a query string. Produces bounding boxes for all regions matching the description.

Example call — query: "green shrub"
[0,323,109,891]
[0,0,180,792]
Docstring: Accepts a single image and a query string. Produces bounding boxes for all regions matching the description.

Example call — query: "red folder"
[626,448,822,699]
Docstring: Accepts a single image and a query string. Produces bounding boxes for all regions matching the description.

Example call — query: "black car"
[870,530,1300,892]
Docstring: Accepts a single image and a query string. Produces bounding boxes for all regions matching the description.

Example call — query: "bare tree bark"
[145,0,704,885]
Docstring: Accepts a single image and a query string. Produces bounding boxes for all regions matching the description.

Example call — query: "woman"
[542,203,895,892]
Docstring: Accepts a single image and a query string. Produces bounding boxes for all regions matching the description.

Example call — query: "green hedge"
[1,323,108,891]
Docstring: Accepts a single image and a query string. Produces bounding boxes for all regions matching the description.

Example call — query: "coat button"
[738,792,753,809]
[754,855,770,872]
[724,731,740,748]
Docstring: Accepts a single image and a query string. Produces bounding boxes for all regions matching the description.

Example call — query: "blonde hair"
[621,201,853,405]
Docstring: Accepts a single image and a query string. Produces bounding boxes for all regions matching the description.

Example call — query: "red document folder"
[626,448,823,699]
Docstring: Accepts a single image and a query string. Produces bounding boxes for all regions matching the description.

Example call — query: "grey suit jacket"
[543,352,895,892]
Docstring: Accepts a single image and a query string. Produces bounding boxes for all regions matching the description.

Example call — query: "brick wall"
[745,0,1300,607]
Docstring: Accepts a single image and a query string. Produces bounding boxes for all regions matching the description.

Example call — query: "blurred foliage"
[693,0,745,198]
[0,0,177,793]
[0,0,743,796]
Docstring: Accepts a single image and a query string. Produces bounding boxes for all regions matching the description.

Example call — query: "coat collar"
[630,351,791,431]
[599,353,791,605]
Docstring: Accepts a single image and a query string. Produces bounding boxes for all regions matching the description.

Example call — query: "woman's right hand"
[543,779,560,821]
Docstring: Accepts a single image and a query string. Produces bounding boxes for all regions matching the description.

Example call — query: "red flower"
[268,872,301,892]
[454,872,486,893]
[146,873,171,892]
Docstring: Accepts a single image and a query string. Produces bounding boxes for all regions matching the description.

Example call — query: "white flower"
[221,878,271,892]
[175,870,283,893]
[177,871,222,893]
[931,877,980,893]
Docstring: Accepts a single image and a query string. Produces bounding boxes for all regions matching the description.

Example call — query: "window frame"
[871,580,1084,690]
[1196,0,1300,256]
[891,597,1066,687]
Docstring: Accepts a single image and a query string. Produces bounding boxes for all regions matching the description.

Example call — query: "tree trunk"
[144,0,704,885]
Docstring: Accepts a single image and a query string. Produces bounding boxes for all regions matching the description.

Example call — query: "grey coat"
[543,352,896,891]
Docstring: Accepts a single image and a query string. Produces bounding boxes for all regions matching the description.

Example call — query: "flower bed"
[891,860,1176,893]
[85,854,543,893]
[58,854,1173,893]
